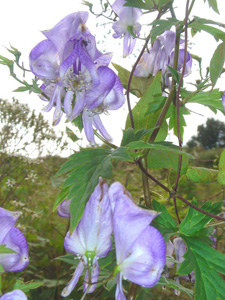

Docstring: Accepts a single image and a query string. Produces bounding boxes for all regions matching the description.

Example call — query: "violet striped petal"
[83,258,99,293]
[0,290,27,300]
[115,273,126,300]
[29,40,59,79]
[108,182,159,263]
[92,115,112,141]
[0,227,29,272]
[57,199,71,218]
[119,226,166,287]
[0,208,19,244]
[82,109,95,145]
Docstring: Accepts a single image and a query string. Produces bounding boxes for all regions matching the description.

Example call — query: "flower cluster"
[0,207,29,272]
[29,12,125,144]
[60,179,166,299]
[134,30,192,86]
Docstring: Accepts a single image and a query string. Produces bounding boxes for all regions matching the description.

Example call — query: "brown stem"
[137,160,225,222]
[127,282,139,300]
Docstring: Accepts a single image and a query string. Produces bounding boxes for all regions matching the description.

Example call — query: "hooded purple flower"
[61,179,112,297]
[0,290,27,300]
[112,0,142,57]
[222,91,225,112]
[108,182,166,300]
[29,12,125,142]
[134,30,192,86]
[57,199,71,218]
[0,207,29,272]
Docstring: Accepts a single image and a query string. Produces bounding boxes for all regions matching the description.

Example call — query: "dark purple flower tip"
[0,227,29,272]
[57,199,71,218]
[0,289,27,300]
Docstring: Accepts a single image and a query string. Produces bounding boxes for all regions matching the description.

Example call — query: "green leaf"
[120,128,155,146]
[179,236,225,300]
[124,0,155,10]
[218,150,225,184]
[147,149,189,174]
[186,167,218,183]
[13,86,31,92]
[179,201,222,236]
[193,16,225,27]
[156,276,194,299]
[152,200,177,240]
[151,18,180,40]
[0,264,4,273]
[125,72,168,141]
[127,141,194,159]
[0,244,16,254]
[13,279,43,293]
[206,0,219,14]
[55,147,133,231]
[189,22,225,41]
[167,65,180,83]
[55,254,79,265]
[72,114,83,132]
[167,105,190,140]
[145,96,166,116]
[210,42,225,85]
[185,89,224,114]
[112,63,153,97]
[66,127,79,142]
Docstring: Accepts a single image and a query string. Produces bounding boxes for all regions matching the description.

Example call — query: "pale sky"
[0,0,225,153]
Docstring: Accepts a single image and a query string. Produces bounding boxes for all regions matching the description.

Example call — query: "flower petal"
[0,207,19,244]
[61,260,85,297]
[115,272,126,300]
[108,182,159,263]
[92,115,112,141]
[57,199,71,218]
[83,257,99,293]
[0,289,27,300]
[0,227,29,272]
[82,109,95,145]
[120,226,166,287]
[29,40,59,79]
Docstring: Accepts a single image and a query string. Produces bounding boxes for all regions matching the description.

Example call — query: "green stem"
[127,282,139,300]
[94,131,117,149]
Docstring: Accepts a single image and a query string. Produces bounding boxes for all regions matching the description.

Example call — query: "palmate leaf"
[186,167,218,183]
[55,147,132,231]
[13,279,43,293]
[185,89,224,114]
[179,201,222,236]
[178,236,225,300]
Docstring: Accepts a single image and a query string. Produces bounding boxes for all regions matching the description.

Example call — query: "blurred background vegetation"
[0,98,224,299]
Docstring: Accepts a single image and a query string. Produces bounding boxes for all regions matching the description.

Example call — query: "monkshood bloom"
[61,179,112,297]
[222,91,225,112]
[134,30,192,86]
[112,0,142,57]
[0,290,27,300]
[57,198,71,218]
[0,207,29,272]
[108,182,166,300]
[30,12,125,143]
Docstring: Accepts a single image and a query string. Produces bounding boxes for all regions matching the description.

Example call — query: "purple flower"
[112,0,142,57]
[0,207,29,272]
[222,91,225,112]
[0,290,27,300]
[30,12,125,143]
[108,182,166,300]
[61,179,112,297]
[134,30,192,87]
[57,199,71,218]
